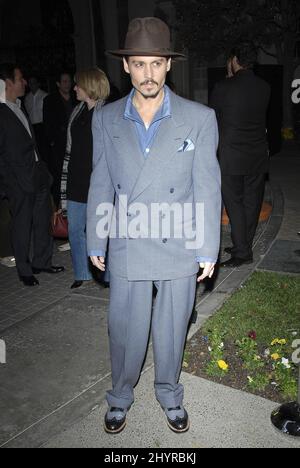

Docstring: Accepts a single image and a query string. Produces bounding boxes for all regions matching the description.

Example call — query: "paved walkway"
[258,145,300,274]
[0,145,299,448]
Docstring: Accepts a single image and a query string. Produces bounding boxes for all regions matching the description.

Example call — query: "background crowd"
[0,43,270,291]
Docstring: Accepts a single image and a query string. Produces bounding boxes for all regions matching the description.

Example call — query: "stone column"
[99,0,123,90]
[69,0,97,69]
[155,1,190,98]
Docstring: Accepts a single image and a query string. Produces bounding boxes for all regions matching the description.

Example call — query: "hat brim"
[106,50,187,61]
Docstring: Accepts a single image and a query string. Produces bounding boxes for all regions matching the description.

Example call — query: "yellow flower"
[278,339,287,346]
[218,360,229,371]
[271,353,280,361]
[271,338,286,346]
[271,339,279,346]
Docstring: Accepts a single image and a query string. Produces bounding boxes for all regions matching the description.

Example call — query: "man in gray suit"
[87,17,221,434]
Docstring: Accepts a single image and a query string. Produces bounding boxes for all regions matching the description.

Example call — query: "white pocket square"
[178,139,195,152]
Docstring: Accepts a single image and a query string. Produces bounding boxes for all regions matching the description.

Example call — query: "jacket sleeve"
[0,123,6,196]
[209,81,227,123]
[193,109,221,261]
[87,108,115,256]
[43,96,54,146]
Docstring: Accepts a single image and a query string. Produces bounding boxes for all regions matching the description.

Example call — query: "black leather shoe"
[71,281,83,289]
[224,246,234,255]
[32,266,65,275]
[20,276,39,287]
[165,407,190,433]
[220,257,253,268]
[104,408,127,434]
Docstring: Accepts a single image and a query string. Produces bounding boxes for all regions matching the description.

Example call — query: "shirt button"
[170,188,175,194]
[145,148,150,154]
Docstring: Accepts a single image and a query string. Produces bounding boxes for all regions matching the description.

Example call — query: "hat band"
[123,47,172,52]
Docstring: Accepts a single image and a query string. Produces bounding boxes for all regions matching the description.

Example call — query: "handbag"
[52,211,68,239]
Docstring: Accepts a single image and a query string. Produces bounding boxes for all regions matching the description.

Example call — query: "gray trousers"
[107,273,197,410]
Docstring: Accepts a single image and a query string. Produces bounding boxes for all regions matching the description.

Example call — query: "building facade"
[0,0,190,98]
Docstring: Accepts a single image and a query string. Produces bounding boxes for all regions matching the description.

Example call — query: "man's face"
[230,56,240,75]
[123,56,171,99]
[28,77,40,94]
[8,69,26,98]
[57,74,72,94]
[226,59,234,78]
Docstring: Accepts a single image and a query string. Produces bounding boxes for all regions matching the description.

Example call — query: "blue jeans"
[67,200,92,281]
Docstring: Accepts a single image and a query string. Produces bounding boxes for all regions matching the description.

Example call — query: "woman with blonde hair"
[61,68,110,289]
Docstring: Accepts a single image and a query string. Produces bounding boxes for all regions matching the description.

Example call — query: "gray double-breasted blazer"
[87,89,221,281]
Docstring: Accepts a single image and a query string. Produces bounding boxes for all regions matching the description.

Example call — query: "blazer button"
[162,239,168,244]
[170,188,175,194]
[117,184,121,190]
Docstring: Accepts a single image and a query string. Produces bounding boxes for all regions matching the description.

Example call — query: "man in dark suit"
[0,64,64,286]
[43,72,77,209]
[210,46,271,267]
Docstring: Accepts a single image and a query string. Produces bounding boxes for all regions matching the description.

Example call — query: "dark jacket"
[0,104,50,194]
[67,105,94,204]
[43,91,77,161]
[210,69,271,175]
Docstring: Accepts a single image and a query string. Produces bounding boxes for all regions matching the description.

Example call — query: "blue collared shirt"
[124,85,171,157]
[89,86,216,265]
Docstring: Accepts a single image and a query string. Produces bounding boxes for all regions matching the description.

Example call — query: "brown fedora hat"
[107,17,186,60]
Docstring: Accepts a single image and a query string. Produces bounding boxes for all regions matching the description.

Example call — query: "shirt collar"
[124,85,171,126]
[6,98,22,109]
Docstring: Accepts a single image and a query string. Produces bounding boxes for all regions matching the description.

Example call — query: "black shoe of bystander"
[20,276,39,287]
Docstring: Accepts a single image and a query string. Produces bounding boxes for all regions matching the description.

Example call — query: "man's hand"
[197,263,215,283]
[90,256,106,272]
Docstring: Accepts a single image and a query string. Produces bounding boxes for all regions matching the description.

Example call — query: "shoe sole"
[0,262,16,268]
[167,418,190,434]
[104,420,126,434]
[22,283,39,287]
[71,280,93,290]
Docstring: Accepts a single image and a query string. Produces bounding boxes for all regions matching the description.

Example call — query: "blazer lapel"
[112,117,144,172]
[110,100,145,195]
[4,105,33,143]
[129,92,192,203]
